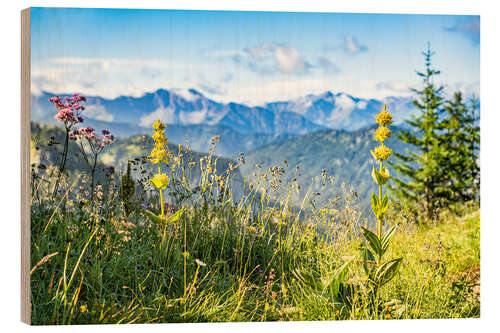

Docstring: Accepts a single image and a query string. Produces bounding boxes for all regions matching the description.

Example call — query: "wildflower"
[153,119,166,130]
[149,147,170,164]
[49,94,86,129]
[80,304,87,313]
[375,126,391,142]
[372,165,390,185]
[195,259,207,267]
[149,120,170,164]
[371,145,392,161]
[150,173,170,190]
[375,105,393,126]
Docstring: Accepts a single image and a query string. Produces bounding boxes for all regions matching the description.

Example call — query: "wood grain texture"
[21,7,31,325]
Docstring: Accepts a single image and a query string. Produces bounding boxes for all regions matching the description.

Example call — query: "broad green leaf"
[372,166,390,185]
[362,248,376,277]
[143,209,165,224]
[165,207,185,225]
[324,261,350,297]
[381,193,389,210]
[144,207,185,226]
[375,258,402,286]
[361,226,382,258]
[371,193,380,217]
[381,225,397,253]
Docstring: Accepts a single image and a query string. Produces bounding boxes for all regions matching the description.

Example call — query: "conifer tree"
[468,96,480,198]
[120,161,136,215]
[390,44,448,219]
[440,92,480,203]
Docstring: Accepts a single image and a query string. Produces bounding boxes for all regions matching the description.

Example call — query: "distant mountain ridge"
[265,91,415,130]
[31,88,415,134]
[31,88,416,157]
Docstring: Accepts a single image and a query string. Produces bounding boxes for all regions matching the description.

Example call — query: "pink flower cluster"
[70,127,115,148]
[49,93,86,128]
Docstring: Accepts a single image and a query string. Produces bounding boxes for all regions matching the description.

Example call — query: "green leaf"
[372,166,389,185]
[371,193,380,217]
[375,258,402,286]
[381,193,389,210]
[143,207,185,226]
[381,225,397,254]
[361,226,382,258]
[143,209,164,224]
[292,268,322,291]
[165,207,185,225]
[323,261,350,297]
[372,166,381,185]
[362,247,376,277]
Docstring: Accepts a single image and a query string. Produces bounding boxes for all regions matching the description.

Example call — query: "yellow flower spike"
[152,131,167,143]
[375,126,392,142]
[150,173,170,190]
[153,119,166,130]
[376,105,393,126]
[149,147,170,164]
[371,145,393,161]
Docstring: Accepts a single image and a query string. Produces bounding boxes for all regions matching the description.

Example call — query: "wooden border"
[21,7,31,325]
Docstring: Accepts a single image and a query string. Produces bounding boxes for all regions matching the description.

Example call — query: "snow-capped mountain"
[31,88,415,137]
[265,91,415,130]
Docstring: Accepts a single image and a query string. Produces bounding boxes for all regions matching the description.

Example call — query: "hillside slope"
[241,126,407,210]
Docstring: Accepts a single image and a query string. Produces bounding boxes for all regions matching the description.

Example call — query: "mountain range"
[31,88,415,156]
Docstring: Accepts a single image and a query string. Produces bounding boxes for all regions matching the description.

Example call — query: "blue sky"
[30,7,479,105]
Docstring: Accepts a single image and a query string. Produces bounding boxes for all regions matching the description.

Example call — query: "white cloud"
[317,56,340,74]
[244,43,310,74]
[31,57,214,99]
[356,101,367,109]
[343,36,368,55]
[31,55,477,108]
[444,81,480,100]
[84,104,114,122]
[140,107,176,127]
[446,17,480,45]
[376,81,411,96]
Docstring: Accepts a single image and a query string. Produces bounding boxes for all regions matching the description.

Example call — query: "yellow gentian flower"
[150,173,170,190]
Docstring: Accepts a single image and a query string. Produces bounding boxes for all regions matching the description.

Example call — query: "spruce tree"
[390,44,448,219]
[468,96,480,198]
[119,161,136,215]
[440,92,480,203]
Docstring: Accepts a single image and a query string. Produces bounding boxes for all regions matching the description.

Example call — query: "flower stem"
[158,163,165,217]
[378,160,383,240]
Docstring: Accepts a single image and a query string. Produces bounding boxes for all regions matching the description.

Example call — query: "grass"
[31,169,479,324]
[29,155,480,324]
